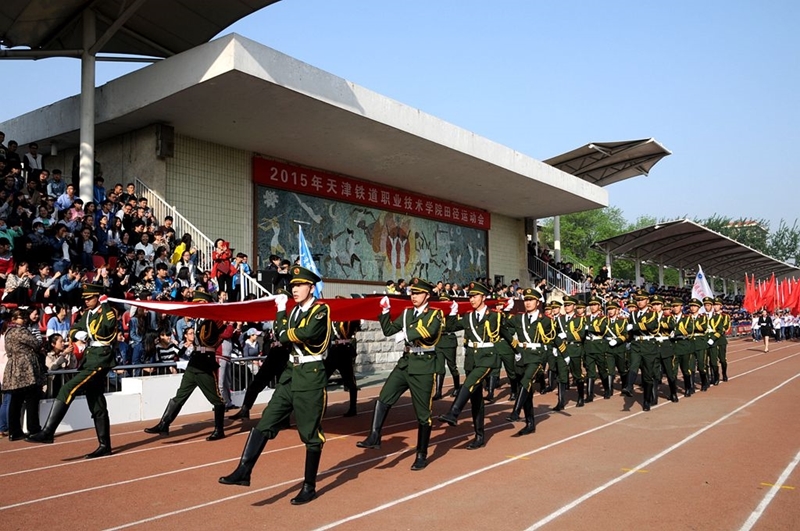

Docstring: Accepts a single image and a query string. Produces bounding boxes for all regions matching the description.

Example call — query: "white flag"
[691,265,714,303]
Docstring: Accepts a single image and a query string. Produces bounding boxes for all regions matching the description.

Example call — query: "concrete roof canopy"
[592,219,799,280]
[0,0,281,58]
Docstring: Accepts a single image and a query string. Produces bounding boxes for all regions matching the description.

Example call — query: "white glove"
[558,332,567,339]
[449,301,459,316]
[608,339,618,347]
[503,299,514,312]
[514,353,522,362]
[275,294,288,312]
[552,348,558,356]
[379,296,391,314]
[564,356,571,364]
[707,338,714,346]
[626,324,634,331]
[669,331,675,338]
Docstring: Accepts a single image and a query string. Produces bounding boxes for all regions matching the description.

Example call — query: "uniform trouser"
[708,343,721,373]
[546,350,558,376]
[173,367,225,408]
[57,365,110,418]
[255,383,327,452]
[435,345,459,378]
[610,345,629,379]
[377,366,435,426]
[555,345,584,384]
[515,355,545,393]
[490,352,517,382]
[324,351,358,392]
[718,341,728,368]
[692,341,709,374]
[653,342,678,381]
[584,343,609,379]
[628,342,644,378]
[631,341,657,384]
[242,351,290,409]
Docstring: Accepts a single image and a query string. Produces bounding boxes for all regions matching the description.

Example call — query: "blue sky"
[2,0,798,230]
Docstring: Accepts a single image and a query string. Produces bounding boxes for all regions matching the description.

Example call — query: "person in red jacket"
[211,239,233,296]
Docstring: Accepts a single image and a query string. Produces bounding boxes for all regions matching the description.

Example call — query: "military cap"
[550,300,563,309]
[688,298,703,307]
[575,299,587,309]
[522,288,543,301]
[650,294,665,304]
[409,277,435,294]
[563,296,578,306]
[626,299,637,308]
[81,283,104,299]
[633,289,650,300]
[588,297,603,306]
[670,299,684,307]
[467,281,491,296]
[713,297,723,304]
[289,265,321,285]
[702,296,714,305]
[438,292,452,301]
[606,301,621,310]
[192,290,215,303]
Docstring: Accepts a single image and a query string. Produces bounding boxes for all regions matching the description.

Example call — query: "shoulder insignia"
[315,311,327,320]
[106,312,116,319]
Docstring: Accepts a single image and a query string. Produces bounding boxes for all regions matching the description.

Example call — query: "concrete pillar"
[678,269,684,288]
[79,9,96,204]
[605,252,612,278]
[658,263,664,287]
[635,253,641,288]
[553,216,561,263]
[723,278,727,296]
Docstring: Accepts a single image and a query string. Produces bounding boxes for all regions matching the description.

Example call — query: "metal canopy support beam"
[79,9,95,204]
[89,0,148,56]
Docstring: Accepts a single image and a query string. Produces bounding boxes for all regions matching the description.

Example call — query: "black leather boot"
[700,371,709,392]
[485,375,497,404]
[604,375,613,399]
[356,401,391,449]
[506,387,528,422]
[229,404,250,421]
[683,375,692,397]
[27,400,70,443]
[343,384,358,417]
[553,382,567,412]
[668,379,679,403]
[432,374,445,401]
[713,367,720,386]
[207,404,226,441]
[144,399,182,436]
[85,411,112,459]
[642,383,652,411]
[466,404,485,450]
[622,369,637,397]
[437,385,471,426]
[537,372,548,394]
[410,424,432,470]
[546,370,557,393]
[290,450,321,505]
[515,392,536,436]
[509,377,519,402]
[722,362,728,382]
[586,379,594,403]
[450,373,461,397]
[576,381,585,407]
[219,428,268,486]
[620,371,628,392]
[652,380,659,405]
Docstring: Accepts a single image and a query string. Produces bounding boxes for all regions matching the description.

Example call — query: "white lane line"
[739,449,800,531]
[522,372,800,531]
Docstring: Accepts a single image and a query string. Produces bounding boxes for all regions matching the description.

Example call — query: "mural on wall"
[256,186,488,284]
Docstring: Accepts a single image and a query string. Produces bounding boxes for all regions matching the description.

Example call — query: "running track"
[2,338,799,531]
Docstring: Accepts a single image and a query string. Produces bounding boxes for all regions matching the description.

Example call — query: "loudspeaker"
[156,124,174,158]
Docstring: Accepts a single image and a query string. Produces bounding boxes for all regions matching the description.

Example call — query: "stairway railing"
[135,179,271,299]
[527,254,582,296]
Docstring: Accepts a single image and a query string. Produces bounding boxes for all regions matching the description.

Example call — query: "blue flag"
[298,225,324,298]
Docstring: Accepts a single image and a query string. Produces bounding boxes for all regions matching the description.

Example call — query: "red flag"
[743,274,757,314]
[763,273,777,312]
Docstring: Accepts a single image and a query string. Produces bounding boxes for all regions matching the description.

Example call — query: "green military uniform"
[438,281,517,449]
[506,288,555,434]
[220,266,331,505]
[433,293,460,400]
[605,302,631,393]
[707,298,730,385]
[621,290,659,411]
[671,300,699,396]
[325,318,361,416]
[357,277,442,471]
[544,300,563,392]
[145,290,226,441]
[553,296,587,408]
[651,297,679,404]
[485,300,519,403]
[583,297,612,400]
[28,284,118,459]
[690,299,711,392]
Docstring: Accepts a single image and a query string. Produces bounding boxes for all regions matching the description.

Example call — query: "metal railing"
[528,254,581,296]
[561,252,592,276]
[135,179,271,299]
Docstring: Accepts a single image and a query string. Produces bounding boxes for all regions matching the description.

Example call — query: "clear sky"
[2,0,798,230]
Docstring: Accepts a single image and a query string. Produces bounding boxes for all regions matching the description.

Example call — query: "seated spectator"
[153,246,170,271]
[132,249,152,279]
[58,264,85,306]
[0,219,23,252]
[153,263,174,300]
[33,262,60,303]
[135,232,155,262]
[54,184,76,212]
[46,304,71,338]
[133,266,156,299]
[2,260,32,303]
[172,250,196,281]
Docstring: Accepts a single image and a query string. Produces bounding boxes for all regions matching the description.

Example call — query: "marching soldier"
[584,297,611,401]
[544,300,562,393]
[356,277,442,471]
[621,290,659,410]
[671,299,697,396]
[220,266,331,505]
[605,301,630,394]
[485,297,519,403]
[229,327,291,421]
[506,288,556,435]
[28,283,118,458]
[711,297,731,382]
[690,298,712,392]
[144,291,227,441]
[438,281,517,449]
[652,296,679,403]
[552,296,587,410]
[325,305,361,416]
[433,292,461,400]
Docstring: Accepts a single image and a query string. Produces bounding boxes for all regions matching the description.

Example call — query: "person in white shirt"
[134,232,155,261]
